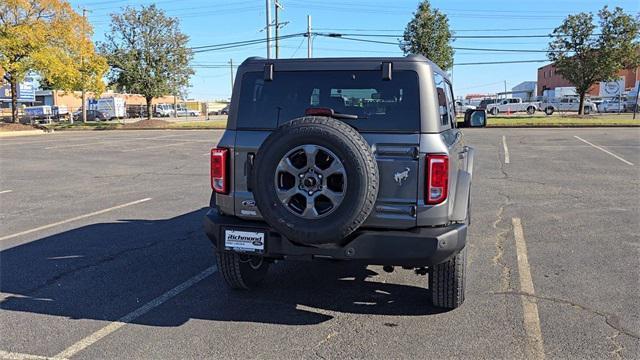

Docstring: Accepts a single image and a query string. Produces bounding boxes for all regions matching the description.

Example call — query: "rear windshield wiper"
[305,107,366,120]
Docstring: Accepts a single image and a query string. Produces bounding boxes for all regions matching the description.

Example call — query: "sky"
[70,0,639,101]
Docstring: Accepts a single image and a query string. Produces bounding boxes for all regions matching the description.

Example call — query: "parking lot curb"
[51,127,225,131]
[487,124,640,128]
[0,129,49,138]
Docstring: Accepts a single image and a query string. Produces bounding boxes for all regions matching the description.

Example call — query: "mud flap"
[451,170,471,222]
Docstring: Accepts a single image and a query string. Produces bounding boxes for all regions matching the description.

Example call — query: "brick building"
[537,63,640,97]
[35,90,178,112]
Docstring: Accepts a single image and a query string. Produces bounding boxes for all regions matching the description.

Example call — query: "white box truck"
[91,97,126,119]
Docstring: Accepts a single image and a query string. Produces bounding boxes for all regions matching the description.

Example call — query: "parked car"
[176,108,200,117]
[154,103,175,117]
[216,105,230,115]
[486,97,540,115]
[72,109,107,121]
[626,97,639,112]
[598,98,627,113]
[539,97,597,115]
[455,100,476,115]
[204,55,485,310]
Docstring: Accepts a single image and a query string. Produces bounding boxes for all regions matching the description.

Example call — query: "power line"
[454,60,548,66]
[457,81,506,90]
[314,27,557,33]
[316,34,558,53]
[318,32,604,39]
[191,33,306,53]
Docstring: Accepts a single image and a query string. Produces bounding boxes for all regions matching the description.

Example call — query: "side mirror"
[463,109,487,128]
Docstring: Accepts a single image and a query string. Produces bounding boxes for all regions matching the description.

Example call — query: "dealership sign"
[0,76,36,102]
[599,77,625,97]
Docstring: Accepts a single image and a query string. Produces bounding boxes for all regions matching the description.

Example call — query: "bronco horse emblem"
[394,167,411,185]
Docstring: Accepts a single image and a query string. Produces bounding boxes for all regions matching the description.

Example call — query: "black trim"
[204,208,466,267]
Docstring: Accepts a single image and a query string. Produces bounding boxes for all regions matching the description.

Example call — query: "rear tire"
[526,106,536,115]
[490,107,499,116]
[544,107,554,116]
[583,106,591,115]
[216,251,269,290]
[429,246,466,309]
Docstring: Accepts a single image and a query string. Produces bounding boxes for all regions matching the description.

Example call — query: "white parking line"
[55,265,218,359]
[0,198,151,242]
[574,136,634,166]
[0,350,66,360]
[44,142,111,150]
[512,217,545,359]
[502,135,510,164]
[0,190,13,194]
[42,135,193,150]
[120,142,188,152]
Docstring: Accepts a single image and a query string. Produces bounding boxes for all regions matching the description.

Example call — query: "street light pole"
[275,0,281,59]
[81,8,87,124]
[265,0,272,59]
[307,15,312,58]
[229,59,234,94]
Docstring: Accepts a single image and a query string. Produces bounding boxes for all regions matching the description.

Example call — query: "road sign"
[0,76,36,102]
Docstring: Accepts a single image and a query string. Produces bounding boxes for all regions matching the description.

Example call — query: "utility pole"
[504,80,507,99]
[81,8,87,123]
[275,0,282,58]
[265,0,272,59]
[173,94,178,118]
[634,68,639,119]
[229,59,234,94]
[306,15,312,58]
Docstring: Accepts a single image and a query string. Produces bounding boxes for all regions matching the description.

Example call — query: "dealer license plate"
[224,229,265,253]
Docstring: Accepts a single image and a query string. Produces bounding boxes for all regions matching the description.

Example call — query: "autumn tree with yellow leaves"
[0,0,108,123]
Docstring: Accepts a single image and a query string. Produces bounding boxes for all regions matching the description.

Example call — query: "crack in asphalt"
[2,229,199,300]
[607,331,624,360]
[313,331,339,359]
[493,144,513,293]
[493,291,640,340]
[492,201,512,292]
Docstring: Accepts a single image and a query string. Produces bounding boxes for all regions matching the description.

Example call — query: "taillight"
[211,148,229,194]
[426,154,448,204]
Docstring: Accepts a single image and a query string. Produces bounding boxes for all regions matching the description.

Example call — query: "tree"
[0,0,107,123]
[400,0,454,71]
[100,5,193,119]
[548,6,640,115]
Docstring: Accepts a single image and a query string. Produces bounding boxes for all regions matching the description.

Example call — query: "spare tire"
[251,116,379,245]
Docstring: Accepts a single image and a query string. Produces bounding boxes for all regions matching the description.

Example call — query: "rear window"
[236,70,420,131]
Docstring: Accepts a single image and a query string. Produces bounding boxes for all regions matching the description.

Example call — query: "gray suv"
[204,55,483,309]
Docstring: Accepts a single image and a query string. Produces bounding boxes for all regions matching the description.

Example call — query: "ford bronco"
[204,55,484,309]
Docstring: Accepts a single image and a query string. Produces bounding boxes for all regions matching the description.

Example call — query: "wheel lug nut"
[308,191,313,195]
[318,174,323,179]
[299,174,304,178]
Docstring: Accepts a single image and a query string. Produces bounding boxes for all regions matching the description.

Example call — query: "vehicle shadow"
[0,208,444,328]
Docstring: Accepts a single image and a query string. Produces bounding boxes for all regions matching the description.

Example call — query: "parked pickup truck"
[486,98,540,115]
[539,97,597,115]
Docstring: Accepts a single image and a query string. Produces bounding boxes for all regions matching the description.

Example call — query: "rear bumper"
[203,208,467,267]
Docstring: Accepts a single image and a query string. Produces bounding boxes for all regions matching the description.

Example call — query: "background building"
[537,63,640,98]
[511,81,537,100]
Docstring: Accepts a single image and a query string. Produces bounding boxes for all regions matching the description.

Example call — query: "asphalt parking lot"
[0,128,638,359]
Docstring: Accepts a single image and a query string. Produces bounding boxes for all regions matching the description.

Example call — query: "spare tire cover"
[251,116,379,245]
